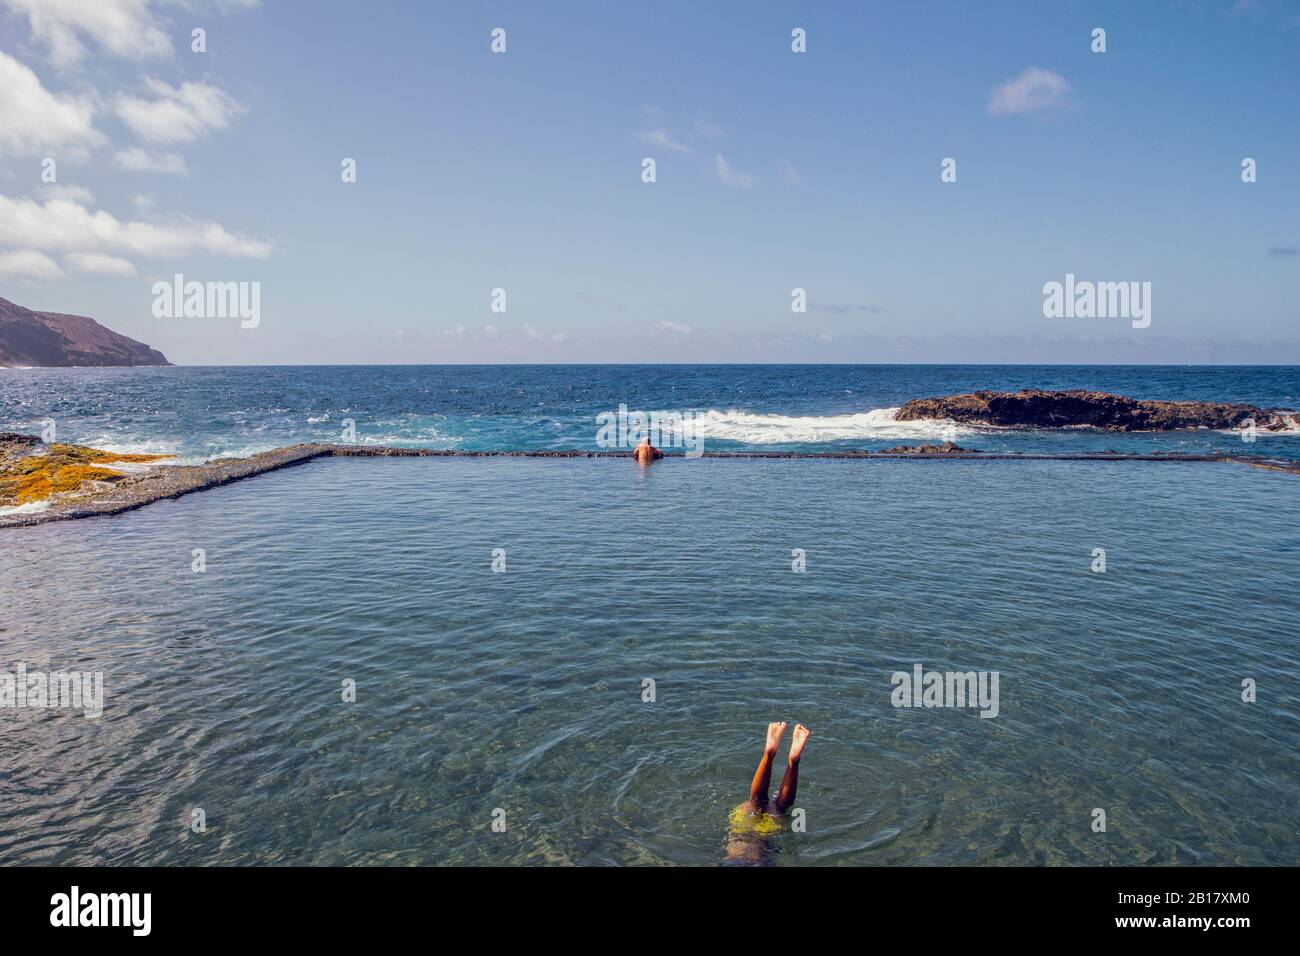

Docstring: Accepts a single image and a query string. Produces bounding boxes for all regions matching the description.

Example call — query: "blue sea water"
[1,364,1297,460]
[0,366,1298,866]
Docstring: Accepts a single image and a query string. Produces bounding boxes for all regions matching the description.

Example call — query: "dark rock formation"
[0,432,42,461]
[896,389,1297,432]
[878,441,972,454]
[0,297,169,367]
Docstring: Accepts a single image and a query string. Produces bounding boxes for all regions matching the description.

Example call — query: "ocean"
[1,365,1297,865]
[2,364,1298,460]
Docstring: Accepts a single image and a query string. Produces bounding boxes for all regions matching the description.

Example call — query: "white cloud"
[0,52,104,159]
[518,322,566,342]
[115,79,243,144]
[483,324,499,338]
[655,320,691,334]
[714,154,756,189]
[0,248,63,279]
[65,251,136,275]
[780,159,802,185]
[0,194,273,261]
[114,147,188,174]
[39,182,94,203]
[0,0,173,68]
[132,192,156,213]
[638,129,690,154]
[988,67,1072,116]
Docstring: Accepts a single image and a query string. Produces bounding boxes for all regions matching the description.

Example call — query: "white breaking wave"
[84,436,228,467]
[691,407,979,444]
[90,438,279,466]
[0,499,50,517]
[1217,413,1300,437]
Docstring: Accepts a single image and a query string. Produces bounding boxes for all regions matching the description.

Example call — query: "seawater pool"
[1,456,1297,865]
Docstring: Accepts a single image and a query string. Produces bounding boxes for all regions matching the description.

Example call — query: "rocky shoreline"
[2,433,1297,529]
[896,389,1298,432]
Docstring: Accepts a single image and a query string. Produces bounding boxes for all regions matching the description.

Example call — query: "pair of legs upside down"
[724,721,811,864]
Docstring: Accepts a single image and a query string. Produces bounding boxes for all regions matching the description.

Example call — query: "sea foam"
[691,407,977,444]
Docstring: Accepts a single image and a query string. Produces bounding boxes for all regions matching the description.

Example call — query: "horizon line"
[6,361,1300,370]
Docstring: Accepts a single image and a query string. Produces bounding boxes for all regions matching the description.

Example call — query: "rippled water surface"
[2,456,1297,865]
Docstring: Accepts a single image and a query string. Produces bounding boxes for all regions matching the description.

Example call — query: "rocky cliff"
[0,296,169,367]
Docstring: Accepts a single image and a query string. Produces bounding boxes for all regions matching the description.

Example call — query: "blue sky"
[0,0,1297,364]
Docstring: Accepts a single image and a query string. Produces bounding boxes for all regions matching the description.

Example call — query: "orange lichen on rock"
[95,452,174,463]
[0,443,172,506]
[17,463,126,502]
[48,444,174,465]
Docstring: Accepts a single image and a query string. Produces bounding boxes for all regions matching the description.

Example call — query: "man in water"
[723,721,812,865]
[633,436,663,463]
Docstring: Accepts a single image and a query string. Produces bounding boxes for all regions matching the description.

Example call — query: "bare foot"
[789,723,812,762]
[765,721,788,755]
